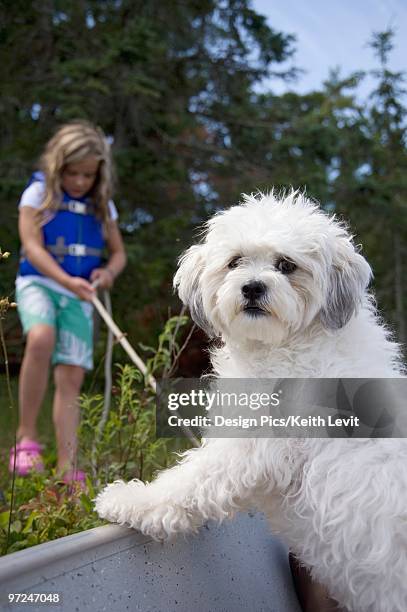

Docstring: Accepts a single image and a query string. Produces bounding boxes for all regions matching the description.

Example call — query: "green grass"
[0,372,95,555]
[0,315,193,556]
[0,374,54,448]
[0,364,191,556]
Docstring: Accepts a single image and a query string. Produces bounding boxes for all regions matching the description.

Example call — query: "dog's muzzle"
[241,281,268,316]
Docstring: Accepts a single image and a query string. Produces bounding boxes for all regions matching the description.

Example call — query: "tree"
[330,30,407,345]
[0,0,297,354]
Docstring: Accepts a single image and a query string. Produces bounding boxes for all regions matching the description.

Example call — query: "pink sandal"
[61,469,87,491]
[9,439,45,476]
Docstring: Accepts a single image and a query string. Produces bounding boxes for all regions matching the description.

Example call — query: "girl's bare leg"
[17,324,55,441]
[52,364,85,473]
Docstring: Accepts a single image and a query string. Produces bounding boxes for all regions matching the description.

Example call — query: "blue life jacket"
[19,171,105,280]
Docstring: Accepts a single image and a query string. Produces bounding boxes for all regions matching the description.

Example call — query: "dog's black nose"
[241,281,267,301]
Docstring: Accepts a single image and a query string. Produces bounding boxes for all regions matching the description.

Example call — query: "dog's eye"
[228,256,242,269]
[276,258,297,274]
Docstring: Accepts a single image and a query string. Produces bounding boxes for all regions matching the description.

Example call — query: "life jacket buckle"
[68,243,87,256]
[68,200,87,214]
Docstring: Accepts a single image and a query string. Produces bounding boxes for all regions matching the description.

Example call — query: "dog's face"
[174,192,372,344]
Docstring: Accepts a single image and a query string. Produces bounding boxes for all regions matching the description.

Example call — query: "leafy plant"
[0,313,192,556]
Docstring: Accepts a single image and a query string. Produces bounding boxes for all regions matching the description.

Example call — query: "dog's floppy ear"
[173,244,214,337]
[320,237,372,330]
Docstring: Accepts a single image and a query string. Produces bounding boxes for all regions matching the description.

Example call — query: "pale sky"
[252,0,407,98]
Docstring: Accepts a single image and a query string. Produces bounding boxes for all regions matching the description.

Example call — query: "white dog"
[96,192,406,612]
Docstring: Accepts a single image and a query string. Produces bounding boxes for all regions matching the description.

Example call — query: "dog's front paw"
[95,480,200,540]
[137,504,200,541]
[95,479,146,525]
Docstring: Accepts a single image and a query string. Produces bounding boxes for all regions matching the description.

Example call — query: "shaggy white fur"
[96,192,406,612]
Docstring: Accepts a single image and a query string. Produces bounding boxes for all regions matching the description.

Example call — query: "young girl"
[10,120,126,486]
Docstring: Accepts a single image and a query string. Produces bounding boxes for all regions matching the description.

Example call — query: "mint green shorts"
[16,283,94,370]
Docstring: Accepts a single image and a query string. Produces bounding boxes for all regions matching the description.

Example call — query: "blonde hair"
[38,120,114,223]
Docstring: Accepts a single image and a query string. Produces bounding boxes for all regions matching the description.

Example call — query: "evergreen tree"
[0,5,405,358]
[331,30,407,344]
[0,0,296,353]
[367,30,406,343]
